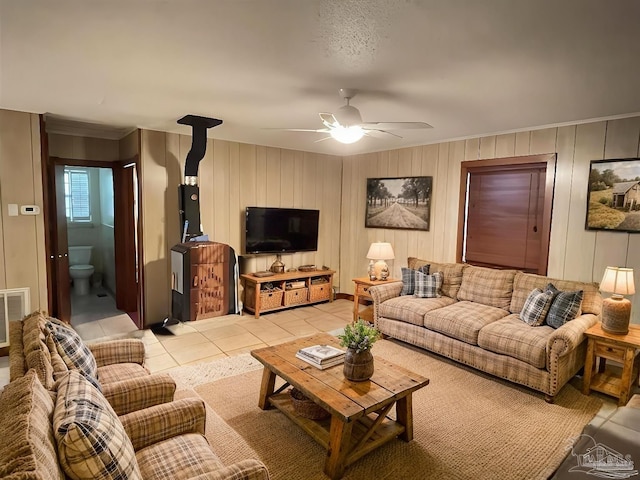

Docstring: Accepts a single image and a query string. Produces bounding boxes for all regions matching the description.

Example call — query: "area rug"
[185,339,602,480]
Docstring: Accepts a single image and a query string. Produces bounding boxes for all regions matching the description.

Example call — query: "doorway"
[457,154,556,275]
[41,124,143,330]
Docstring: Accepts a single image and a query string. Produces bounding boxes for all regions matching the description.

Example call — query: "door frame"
[456,153,556,275]
[41,147,144,328]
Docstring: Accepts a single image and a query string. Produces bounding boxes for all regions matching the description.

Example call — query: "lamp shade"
[600,267,635,296]
[366,242,395,260]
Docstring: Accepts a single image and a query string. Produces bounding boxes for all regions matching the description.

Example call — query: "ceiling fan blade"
[364,129,403,139]
[319,112,339,128]
[360,121,432,130]
[314,136,335,143]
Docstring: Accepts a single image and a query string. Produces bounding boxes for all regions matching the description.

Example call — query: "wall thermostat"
[20,205,40,215]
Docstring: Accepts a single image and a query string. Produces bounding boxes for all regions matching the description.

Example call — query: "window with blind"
[64,168,91,222]
[458,154,556,276]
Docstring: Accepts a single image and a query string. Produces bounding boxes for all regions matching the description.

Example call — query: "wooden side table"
[582,323,640,406]
[352,277,399,323]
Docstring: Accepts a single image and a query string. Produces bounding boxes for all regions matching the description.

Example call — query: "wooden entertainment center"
[240,269,335,318]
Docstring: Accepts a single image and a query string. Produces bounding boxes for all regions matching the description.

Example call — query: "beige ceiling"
[2,0,640,156]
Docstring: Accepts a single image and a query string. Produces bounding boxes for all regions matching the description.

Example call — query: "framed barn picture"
[365,176,432,231]
[586,158,640,232]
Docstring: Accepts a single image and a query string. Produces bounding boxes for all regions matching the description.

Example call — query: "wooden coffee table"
[251,333,429,479]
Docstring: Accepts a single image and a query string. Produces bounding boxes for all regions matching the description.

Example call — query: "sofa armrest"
[8,321,26,381]
[369,281,403,327]
[546,313,598,360]
[369,281,403,304]
[101,373,176,416]
[188,460,270,480]
[120,398,206,451]
[87,338,145,367]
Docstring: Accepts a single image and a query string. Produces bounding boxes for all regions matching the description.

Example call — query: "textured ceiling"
[1,0,640,156]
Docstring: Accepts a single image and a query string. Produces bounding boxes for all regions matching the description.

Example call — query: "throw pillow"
[413,271,443,298]
[545,283,584,329]
[53,370,142,480]
[46,321,101,391]
[400,264,430,296]
[520,288,555,326]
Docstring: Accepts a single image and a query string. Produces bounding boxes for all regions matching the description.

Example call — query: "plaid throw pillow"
[46,321,101,391]
[520,288,554,326]
[413,271,443,298]
[545,283,584,329]
[400,265,430,295]
[53,370,142,480]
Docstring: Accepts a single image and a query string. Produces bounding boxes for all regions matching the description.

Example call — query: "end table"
[582,322,640,406]
[352,277,399,323]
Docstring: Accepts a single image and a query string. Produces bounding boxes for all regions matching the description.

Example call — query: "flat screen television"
[244,207,319,254]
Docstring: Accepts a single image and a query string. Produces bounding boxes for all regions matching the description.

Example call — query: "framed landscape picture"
[586,158,640,232]
[365,176,432,231]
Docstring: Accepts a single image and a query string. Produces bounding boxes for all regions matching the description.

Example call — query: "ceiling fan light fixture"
[330,125,364,144]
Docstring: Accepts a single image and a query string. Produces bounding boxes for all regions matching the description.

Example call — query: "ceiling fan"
[282,89,433,144]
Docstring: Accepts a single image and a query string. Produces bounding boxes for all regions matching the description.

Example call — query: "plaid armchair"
[9,311,176,415]
[0,369,270,480]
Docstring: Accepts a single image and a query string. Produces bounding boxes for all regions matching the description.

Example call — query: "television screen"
[245,207,320,254]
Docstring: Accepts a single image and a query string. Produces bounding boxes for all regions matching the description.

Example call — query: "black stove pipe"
[177,115,222,240]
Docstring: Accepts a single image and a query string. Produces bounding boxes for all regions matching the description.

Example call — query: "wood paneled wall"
[139,131,342,327]
[341,117,640,325]
[0,110,47,311]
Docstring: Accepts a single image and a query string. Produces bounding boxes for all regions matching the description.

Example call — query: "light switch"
[8,204,18,216]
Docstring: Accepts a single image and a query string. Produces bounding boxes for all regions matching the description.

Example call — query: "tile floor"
[70,288,353,374]
[0,292,353,389]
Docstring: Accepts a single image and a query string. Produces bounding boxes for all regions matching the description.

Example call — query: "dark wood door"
[113,161,140,321]
[51,163,71,322]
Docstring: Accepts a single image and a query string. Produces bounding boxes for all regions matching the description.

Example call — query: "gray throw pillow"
[520,288,555,326]
[400,265,430,295]
[413,271,442,298]
[545,283,583,329]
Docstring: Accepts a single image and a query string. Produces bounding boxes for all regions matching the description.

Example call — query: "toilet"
[69,246,95,296]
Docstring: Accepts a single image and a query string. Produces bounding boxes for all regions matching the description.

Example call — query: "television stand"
[240,269,335,318]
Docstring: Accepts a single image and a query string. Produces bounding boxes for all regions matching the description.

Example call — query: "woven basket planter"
[290,387,330,420]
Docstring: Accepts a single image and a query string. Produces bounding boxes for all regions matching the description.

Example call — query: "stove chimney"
[177,114,222,240]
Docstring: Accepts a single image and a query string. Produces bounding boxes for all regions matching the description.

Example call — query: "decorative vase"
[343,348,374,382]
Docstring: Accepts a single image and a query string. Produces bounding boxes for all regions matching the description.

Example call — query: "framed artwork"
[365,176,432,230]
[586,158,640,232]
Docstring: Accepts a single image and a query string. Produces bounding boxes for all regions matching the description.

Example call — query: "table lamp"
[599,266,635,335]
[366,242,395,281]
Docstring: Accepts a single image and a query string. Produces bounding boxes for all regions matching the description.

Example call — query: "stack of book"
[296,344,346,370]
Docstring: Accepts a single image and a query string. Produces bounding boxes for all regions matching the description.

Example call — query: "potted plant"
[338,319,380,381]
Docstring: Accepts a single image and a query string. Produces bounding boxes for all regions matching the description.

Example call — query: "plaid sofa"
[370,259,602,402]
[0,369,270,480]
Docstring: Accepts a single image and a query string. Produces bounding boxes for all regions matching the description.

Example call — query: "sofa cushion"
[53,370,142,480]
[46,321,101,391]
[423,301,510,345]
[97,363,150,385]
[400,265,429,296]
[510,272,601,316]
[457,266,517,310]
[408,257,466,299]
[0,370,62,480]
[520,288,555,326]
[136,433,223,479]
[379,295,456,327]
[545,283,584,329]
[414,271,443,298]
[478,315,553,369]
